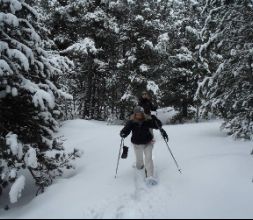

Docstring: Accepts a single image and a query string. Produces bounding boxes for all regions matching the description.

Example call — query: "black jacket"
[120,118,162,145]
[138,98,157,115]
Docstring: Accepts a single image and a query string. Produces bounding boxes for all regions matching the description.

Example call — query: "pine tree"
[159,0,205,122]
[111,0,170,115]
[197,0,253,139]
[45,0,123,120]
[0,0,80,202]
[44,0,171,120]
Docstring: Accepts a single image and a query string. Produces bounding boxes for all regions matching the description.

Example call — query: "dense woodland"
[0,0,252,202]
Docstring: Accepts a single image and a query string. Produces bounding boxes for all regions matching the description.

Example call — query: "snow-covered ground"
[1,120,253,219]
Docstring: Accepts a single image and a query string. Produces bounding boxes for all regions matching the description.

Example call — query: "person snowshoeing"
[139,90,166,138]
[138,91,158,116]
[120,106,168,186]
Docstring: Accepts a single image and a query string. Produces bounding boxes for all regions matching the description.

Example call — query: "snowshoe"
[146,177,158,187]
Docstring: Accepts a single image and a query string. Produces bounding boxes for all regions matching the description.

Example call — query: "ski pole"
[115,138,124,179]
[162,135,182,174]
[154,117,182,174]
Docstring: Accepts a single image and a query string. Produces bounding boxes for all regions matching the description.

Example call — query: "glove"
[160,128,169,142]
[121,146,129,159]
[151,115,162,128]
[120,132,127,138]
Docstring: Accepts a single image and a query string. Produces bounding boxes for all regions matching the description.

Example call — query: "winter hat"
[134,106,145,114]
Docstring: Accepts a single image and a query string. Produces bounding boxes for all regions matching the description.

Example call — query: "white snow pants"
[134,143,154,178]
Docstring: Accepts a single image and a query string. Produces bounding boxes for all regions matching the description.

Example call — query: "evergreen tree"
[0,0,79,202]
[45,0,123,120]
[159,0,205,122]
[197,0,253,139]
[44,0,171,120]
[114,0,170,110]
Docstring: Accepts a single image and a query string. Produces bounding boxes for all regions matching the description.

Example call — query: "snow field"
[1,120,253,219]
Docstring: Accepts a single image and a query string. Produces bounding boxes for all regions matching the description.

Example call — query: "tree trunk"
[182,101,188,118]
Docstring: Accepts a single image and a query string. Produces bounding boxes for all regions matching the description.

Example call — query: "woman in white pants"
[134,143,154,179]
[120,106,168,185]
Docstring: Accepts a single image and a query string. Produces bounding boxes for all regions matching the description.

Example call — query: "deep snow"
[1,120,253,219]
